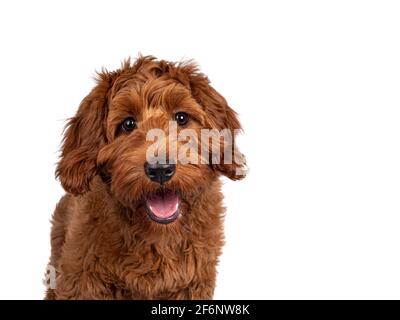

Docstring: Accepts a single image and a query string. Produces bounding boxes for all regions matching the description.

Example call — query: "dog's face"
[56,57,246,227]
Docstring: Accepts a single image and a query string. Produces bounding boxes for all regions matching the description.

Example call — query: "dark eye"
[175,112,189,126]
[119,117,136,133]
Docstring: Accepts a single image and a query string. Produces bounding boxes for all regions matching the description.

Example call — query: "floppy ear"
[189,72,247,180]
[56,74,114,195]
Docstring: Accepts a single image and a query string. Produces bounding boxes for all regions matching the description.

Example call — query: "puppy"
[45,56,246,299]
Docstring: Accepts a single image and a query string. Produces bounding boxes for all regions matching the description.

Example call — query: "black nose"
[144,162,176,184]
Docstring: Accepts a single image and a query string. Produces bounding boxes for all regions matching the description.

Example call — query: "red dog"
[46,56,246,299]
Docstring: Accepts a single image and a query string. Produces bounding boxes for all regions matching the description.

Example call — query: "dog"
[45,56,246,299]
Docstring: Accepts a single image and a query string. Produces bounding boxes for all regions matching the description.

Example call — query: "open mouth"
[144,189,180,224]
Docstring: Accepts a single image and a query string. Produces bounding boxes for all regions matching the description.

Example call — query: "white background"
[0,0,399,299]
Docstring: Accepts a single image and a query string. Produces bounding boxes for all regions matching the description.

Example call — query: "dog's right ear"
[56,73,115,195]
[185,69,247,181]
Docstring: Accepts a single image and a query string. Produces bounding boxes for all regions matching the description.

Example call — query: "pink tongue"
[146,192,179,218]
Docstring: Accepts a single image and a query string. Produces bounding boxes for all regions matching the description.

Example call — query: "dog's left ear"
[56,73,115,195]
[188,72,247,180]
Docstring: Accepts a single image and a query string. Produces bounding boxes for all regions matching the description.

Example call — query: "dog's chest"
[117,241,197,299]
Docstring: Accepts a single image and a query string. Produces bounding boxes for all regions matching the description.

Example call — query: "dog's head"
[56,56,246,226]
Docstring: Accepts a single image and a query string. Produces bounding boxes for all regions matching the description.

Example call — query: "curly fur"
[46,56,246,299]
